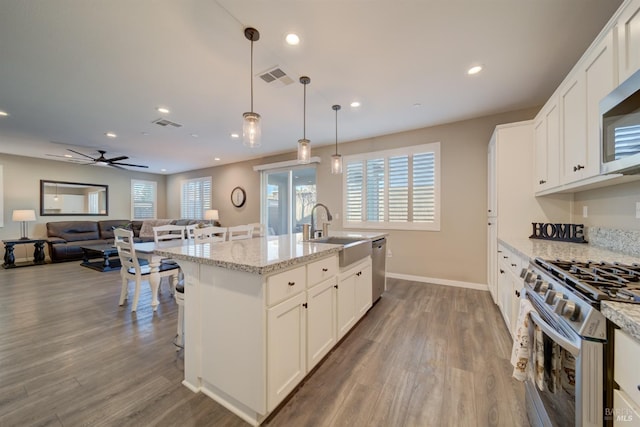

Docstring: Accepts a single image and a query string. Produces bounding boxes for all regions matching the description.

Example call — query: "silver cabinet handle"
[288,281,295,286]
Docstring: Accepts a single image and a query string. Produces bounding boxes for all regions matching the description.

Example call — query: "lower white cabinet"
[497,243,526,337]
[337,258,372,340]
[266,292,306,411]
[306,277,337,370]
[614,329,640,426]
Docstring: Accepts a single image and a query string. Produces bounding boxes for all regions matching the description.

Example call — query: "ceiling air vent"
[152,118,182,128]
[259,67,294,86]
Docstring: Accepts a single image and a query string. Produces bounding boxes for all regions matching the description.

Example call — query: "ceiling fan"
[67,149,148,169]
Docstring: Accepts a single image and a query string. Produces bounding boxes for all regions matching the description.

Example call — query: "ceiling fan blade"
[111,162,149,168]
[106,155,128,162]
[108,164,126,170]
[67,149,96,160]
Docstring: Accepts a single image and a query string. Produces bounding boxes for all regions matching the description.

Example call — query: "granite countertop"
[500,236,640,342]
[154,233,343,275]
[323,230,388,241]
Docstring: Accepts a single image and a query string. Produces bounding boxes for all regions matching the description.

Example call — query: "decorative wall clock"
[231,186,246,208]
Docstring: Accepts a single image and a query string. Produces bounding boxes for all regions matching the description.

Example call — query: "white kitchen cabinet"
[497,243,527,336]
[617,0,640,83]
[560,29,616,185]
[487,217,498,303]
[614,329,640,426]
[355,259,372,318]
[559,75,587,184]
[266,291,307,411]
[306,277,336,370]
[533,101,560,193]
[337,257,372,340]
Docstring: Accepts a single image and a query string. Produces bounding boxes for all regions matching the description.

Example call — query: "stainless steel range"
[520,257,640,427]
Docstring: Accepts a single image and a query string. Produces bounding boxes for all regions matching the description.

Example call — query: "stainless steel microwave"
[601,68,640,175]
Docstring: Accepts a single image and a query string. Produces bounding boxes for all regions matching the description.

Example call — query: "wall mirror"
[40,180,109,216]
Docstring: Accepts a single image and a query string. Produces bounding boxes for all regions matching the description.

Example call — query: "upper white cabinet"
[534,100,560,192]
[617,0,640,83]
[560,30,617,185]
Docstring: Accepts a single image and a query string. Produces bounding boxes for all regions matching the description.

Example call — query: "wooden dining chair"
[185,224,198,240]
[227,224,254,241]
[114,228,181,312]
[248,223,267,238]
[194,226,227,243]
[153,224,186,243]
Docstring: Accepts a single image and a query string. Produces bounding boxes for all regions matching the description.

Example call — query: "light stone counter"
[323,230,388,241]
[154,233,341,275]
[500,236,640,341]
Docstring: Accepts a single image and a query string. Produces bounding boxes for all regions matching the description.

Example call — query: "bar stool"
[174,283,185,350]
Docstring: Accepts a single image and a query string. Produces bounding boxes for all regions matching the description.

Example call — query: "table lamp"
[12,209,36,240]
[204,209,219,225]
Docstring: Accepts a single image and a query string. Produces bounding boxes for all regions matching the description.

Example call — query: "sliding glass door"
[262,166,316,235]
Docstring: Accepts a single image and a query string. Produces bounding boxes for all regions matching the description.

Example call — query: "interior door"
[262,167,316,235]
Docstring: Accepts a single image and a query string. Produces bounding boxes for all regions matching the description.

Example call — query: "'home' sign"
[529,223,587,243]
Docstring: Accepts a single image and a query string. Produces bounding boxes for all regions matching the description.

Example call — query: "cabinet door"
[267,292,306,411]
[487,219,498,304]
[546,102,561,189]
[336,272,356,340]
[585,31,616,178]
[355,262,372,319]
[510,274,522,339]
[488,134,497,216]
[560,76,587,184]
[307,278,336,370]
[533,118,548,191]
[618,0,640,82]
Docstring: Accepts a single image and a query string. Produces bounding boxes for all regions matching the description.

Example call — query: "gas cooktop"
[534,258,640,304]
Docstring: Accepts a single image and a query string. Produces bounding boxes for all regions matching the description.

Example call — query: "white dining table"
[133,240,188,310]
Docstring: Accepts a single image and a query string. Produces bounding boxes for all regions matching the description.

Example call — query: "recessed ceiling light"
[350,101,361,108]
[141,132,149,136]
[413,103,422,108]
[285,33,300,45]
[64,154,73,158]
[214,157,221,161]
[161,168,167,172]
[105,132,117,138]
[0,110,8,117]
[230,133,240,139]
[191,133,199,138]
[467,65,483,75]
[157,107,170,114]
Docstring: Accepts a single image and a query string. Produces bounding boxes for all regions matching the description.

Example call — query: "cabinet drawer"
[615,329,640,407]
[267,266,306,306]
[307,255,338,288]
[613,390,640,426]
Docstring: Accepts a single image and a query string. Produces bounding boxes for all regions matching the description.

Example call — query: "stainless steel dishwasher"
[371,237,386,302]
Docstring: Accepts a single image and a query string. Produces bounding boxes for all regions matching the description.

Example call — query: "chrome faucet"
[310,203,333,238]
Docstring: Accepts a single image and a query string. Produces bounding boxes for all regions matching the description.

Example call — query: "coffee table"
[80,244,121,272]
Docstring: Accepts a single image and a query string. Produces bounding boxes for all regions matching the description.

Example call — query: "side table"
[3,239,47,268]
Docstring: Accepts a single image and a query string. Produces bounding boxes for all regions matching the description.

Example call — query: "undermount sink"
[311,236,371,267]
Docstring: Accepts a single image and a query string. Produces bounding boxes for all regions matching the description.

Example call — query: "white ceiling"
[0,0,623,174]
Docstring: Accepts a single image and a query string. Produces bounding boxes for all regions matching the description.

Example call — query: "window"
[131,180,157,220]
[181,177,212,219]
[343,142,440,231]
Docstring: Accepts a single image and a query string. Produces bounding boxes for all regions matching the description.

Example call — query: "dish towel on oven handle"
[510,296,535,381]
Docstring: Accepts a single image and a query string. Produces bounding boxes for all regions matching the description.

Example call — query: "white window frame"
[131,179,157,220]
[342,142,440,231]
[181,176,212,220]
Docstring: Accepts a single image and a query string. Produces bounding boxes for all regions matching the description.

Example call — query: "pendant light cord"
[250,40,254,112]
[335,107,338,155]
[303,82,306,139]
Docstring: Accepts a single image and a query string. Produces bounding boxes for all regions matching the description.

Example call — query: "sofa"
[45,219,215,263]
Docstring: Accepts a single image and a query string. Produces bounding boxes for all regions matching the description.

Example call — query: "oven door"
[525,301,604,427]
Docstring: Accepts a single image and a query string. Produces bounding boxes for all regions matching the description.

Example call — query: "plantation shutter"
[131,180,157,220]
[181,177,212,219]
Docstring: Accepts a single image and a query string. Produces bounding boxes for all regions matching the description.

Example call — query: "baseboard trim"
[386,272,488,292]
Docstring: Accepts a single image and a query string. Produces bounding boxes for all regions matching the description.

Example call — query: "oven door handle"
[529,311,580,356]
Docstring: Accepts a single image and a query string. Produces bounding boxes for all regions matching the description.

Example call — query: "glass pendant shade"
[331,153,342,174]
[243,112,261,148]
[298,138,311,164]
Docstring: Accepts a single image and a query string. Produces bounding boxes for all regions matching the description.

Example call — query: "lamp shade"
[12,209,36,222]
[204,209,219,221]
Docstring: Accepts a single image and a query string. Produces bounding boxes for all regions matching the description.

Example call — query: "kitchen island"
[155,233,369,426]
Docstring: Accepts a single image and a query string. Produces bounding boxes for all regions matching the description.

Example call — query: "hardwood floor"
[0,262,528,426]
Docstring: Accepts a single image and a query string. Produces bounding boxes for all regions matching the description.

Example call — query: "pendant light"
[242,27,261,148]
[331,104,342,174]
[297,76,311,164]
